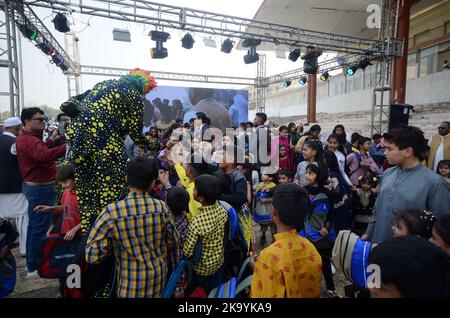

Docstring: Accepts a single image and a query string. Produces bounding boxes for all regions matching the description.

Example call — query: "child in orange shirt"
[251,183,322,298]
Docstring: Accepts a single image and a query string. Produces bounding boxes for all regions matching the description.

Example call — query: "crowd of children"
[2,116,450,299]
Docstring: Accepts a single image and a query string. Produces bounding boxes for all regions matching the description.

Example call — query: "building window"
[419,45,438,77]
[407,52,418,79]
[438,40,450,72]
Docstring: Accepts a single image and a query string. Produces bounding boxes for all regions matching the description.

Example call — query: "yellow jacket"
[175,163,201,220]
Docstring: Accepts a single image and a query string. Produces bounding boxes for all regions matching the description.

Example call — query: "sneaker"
[26,270,39,279]
[326,290,341,298]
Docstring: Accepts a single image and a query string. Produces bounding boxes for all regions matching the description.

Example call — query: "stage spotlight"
[242,38,261,64]
[299,76,308,85]
[52,53,64,66]
[274,46,286,59]
[52,13,70,33]
[302,48,322,75]
[320,71,329,81]
[244,47,259,64]
[283,80,292,88]
[181,33,194,49]
[358,58,373,70]
[203,37,217,48]
[346,65,358,76]
[242,38,261,48]
[59,60,70,72]
[18,22,38,41]
[36,41,55,55]
[149,30,170,59]
[288,49,301,62]
[221,38,235,53]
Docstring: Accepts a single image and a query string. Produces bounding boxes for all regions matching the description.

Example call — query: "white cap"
[3,117,22,128]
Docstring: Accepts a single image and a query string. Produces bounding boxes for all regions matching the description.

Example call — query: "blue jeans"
[23,182,56,272]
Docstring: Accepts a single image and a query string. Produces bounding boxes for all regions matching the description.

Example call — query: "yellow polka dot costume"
[64,69,157,233]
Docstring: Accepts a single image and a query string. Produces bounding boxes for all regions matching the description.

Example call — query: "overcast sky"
[0,0,335,113]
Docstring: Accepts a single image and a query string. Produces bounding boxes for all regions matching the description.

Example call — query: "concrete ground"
[6,247,59,298]
[6,222,348,298]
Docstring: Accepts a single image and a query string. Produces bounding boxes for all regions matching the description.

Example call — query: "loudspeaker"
[388,103,414,130]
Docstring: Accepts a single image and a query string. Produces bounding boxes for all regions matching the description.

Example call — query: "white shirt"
[428,134,448,170]
[2,131,17,155]
[333,149,353,186]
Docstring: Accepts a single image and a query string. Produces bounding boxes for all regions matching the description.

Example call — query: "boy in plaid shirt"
[183,174,228,292]
[86,157,180,298]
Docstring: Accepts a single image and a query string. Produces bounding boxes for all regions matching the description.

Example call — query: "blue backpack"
[332,230,376,289]
[219,201,249,278]
[0,233,16,298]
[208,257,253,298]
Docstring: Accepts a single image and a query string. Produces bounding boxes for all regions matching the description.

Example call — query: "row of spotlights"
[282,72,329,88]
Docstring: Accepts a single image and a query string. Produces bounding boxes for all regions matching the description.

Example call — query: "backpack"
[219,201,249,278]
[162,259,187,298]
[208,256,253,298]
[345,151,362,177]
[0,233,16,298]
[331,230,377,289]
[63,235,117,298]
[37,233,82,279]
[346,152,378,181]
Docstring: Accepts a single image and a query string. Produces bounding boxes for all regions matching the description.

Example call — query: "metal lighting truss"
[79,64,256,86]
[371,0,400,135]
[24,0,402,57]
[264,53,365,85]
[0,0,21,115]
[9,0,78,73]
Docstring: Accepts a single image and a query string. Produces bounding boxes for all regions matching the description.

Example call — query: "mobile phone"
[58,123,65,135]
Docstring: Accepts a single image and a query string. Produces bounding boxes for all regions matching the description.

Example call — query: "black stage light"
[181,33,194,49]
[242,38,261,48]
[244,47,259,64]
[283,80,292,88]
[346,65,358,76]
[52,13,70,33]
[36,41,54,55]
[242,38,261,64]
[299,76,308,85]
[288,49,301,62]
[18,22,38,41]
[221,38,235,53]
[358,58,373,70]
[149,30,170,59]
[320,71,329,81]
[302,48,322,75]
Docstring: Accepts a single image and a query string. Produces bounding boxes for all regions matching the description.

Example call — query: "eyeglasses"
[438,127,447,130]
[31,117,46,123]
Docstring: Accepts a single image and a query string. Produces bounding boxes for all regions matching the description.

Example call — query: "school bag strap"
[208,277,237,298]
[237,257,252,282]
[235,274,253,296]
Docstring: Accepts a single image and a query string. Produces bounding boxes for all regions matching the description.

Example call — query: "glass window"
[419,45,438,77]
[407,53,418,79]
[438,40,450,72]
